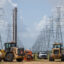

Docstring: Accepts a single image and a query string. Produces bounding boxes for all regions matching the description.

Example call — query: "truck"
[24,50,33,61]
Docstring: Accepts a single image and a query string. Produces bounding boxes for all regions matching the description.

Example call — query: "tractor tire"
[16,58,23,62]
[0,58,2,62]
[5,53,14,62]
[49,57,54,61]
[3,58,7,62]
[27,55,32,61]
[61,55,64,61]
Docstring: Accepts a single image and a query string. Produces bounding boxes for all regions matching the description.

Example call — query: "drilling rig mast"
[13,7,17,46]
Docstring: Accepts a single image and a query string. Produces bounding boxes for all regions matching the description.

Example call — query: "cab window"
[53,44,62,48]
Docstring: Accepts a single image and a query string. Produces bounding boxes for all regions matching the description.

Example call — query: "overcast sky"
[0,0,64,49]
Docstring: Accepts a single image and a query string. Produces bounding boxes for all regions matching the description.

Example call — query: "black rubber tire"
[3,58,7,62]
[0,58,2,62]
[61,58,64,61]
[27,55,32,61]
[61,55,64,61]
[16,58,23,62]
[5,53,14,62]
[49,57,54,61]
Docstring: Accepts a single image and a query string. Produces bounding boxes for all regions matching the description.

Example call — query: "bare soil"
[0,59,64,64]
[0,61,64,64]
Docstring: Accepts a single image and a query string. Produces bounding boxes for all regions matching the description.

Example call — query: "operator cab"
[4,42,16,52]
[5,42,16,49]
[5,42,24,56]
[53,43,63,55]
[5,43,16,49]
[53,43,63,48]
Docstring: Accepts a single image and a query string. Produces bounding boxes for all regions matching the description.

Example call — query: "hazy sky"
[0,0,63,49]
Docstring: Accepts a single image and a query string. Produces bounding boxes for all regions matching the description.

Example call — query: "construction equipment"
[4,42,24,62]
[24,50,33,61]
[3,7,24,62]
[49,43,64,61]
[0,6,24,62]
[0,49,5,61]
[0,42,24,62]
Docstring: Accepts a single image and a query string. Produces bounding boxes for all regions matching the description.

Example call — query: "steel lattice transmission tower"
[0,8,5,49]
[32,28,50,53]
[0,8,4,20]
[48,16,54,50]
[55,7,63,43]
[0,34,3,49]
[7,23,11,42]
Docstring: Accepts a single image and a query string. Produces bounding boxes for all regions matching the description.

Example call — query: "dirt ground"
[0,60,64,64]
[0,61,64,64]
